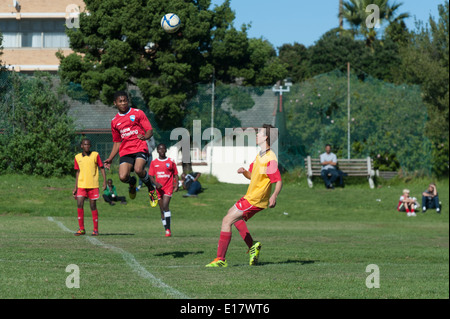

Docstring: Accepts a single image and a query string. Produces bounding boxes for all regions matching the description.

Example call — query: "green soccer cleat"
[249,241,261,266]
[205,258,228,268]
[149,190,158,208]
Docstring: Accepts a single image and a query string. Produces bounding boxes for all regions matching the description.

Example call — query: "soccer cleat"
[249,241,262,266]
[149,190,158,208]
[91,230,99,236]
[165,229,171,237]
[205,258,228,268]
[74,229,86,236]
[129,176,137,199]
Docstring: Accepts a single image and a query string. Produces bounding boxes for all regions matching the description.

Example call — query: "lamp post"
[272,78,292,114]
[272,79,292,157]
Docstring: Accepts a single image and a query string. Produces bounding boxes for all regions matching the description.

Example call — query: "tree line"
[0,0,448,176]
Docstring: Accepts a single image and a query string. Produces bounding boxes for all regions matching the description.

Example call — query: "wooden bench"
[305,156,375,189]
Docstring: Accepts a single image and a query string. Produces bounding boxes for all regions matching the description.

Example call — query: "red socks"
[216,221,254,261]
[217,231,232,261]
[77,208,98,231]
[234,220,254,249]
[92,209,98,231]
[77,208,84,230]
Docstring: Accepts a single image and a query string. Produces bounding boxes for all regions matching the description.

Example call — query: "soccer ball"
[161,13,181,33]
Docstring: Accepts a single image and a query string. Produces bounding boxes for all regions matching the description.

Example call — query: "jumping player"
[73,138,107,236]
[206,124,283,267]
[149,143,179,237]
[104,91,158,207]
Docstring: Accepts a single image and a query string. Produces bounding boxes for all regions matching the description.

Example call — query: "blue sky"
[210,0,443,48]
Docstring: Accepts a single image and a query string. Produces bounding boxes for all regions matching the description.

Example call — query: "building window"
[0,19,70,48]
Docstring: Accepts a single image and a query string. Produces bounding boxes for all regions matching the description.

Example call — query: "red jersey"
[111,108,153,157]
[149,157,178,190]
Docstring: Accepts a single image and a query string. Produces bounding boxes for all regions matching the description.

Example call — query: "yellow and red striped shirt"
[244,150,281,208]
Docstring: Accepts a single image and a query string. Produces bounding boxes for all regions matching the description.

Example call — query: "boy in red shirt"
[73,138,106,236]
[149,143,179,237]
[104,91,158,207]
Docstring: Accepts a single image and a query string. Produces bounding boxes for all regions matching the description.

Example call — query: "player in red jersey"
[149,143,179,237]
[104,91,158,207]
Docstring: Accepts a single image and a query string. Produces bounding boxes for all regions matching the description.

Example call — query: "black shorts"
[119,152,150,168]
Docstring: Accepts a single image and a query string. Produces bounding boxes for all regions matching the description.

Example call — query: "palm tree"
[342,0,410,46]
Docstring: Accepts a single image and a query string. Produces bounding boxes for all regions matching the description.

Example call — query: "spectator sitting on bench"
[320,144,339,189]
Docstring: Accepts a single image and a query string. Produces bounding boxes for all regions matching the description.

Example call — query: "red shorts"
[77,188,100,200]
[156,185,174,200]
[234,197,264,221]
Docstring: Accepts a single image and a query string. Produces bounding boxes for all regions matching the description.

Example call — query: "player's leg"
[134,157,158,206]
[206,205,244,267]
[89,197,99,235]
[158,192,167,230]
[75,194,86,236]
[206,205,241,267]
[234,220,254,249]
[134,157,155,191]
[162,195,172,236]
[119,158,137,199]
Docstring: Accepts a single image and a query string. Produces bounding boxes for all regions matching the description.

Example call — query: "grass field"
[0,173,448,299]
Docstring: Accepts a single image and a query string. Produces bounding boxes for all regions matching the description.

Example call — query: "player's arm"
[104,142,121,169]
[148,163,162,189]
[138,128,153,141]
[137,111,153,140]
[149,174,160,188]
[269,180,282,208]
[100,166,107,190]
[151,176,162,189]
[237,167,251,180]
[97,154,107,190]
[174,174,179,192]
[73,170,79,199]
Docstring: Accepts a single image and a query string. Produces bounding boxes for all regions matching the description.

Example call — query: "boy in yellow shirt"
[206,124,283,267]
[72,138,106,236]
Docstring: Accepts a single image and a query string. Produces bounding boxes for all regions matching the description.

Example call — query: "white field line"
[47,216,189,299]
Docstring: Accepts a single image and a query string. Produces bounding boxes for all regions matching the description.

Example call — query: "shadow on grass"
[233,259,316,267]
[154,251,204,258]
[99,233,135,236]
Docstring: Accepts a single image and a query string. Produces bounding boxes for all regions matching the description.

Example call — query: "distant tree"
[0,73,76,177]
[306,27,402,82]
[342,0,410,46]
[396,1,449,176]
[278,42,310,83]
[385,19,410,45]
[307,29,367,76]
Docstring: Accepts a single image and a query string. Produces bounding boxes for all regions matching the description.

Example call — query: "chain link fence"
[1,68,433,177]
